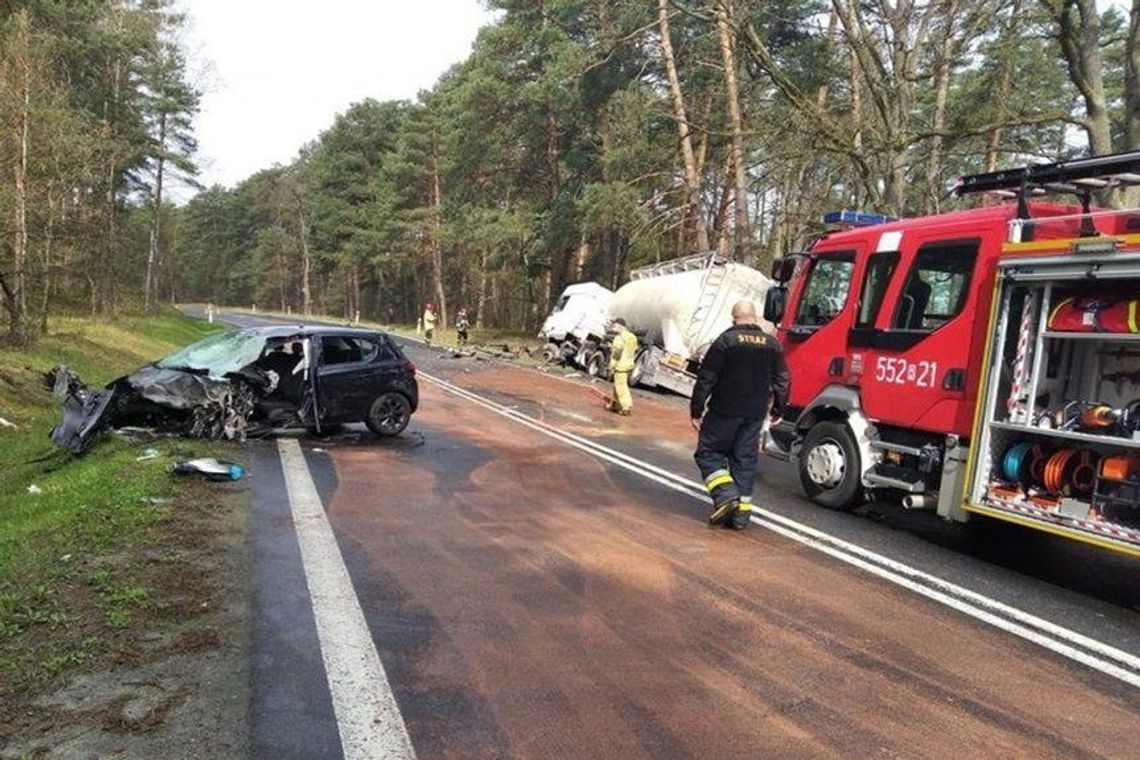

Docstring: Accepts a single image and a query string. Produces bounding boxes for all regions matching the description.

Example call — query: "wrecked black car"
[49,326,419,452]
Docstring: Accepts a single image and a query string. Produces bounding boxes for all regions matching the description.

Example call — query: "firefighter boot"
[707,494,740,527]
[726,497,752,531]
[704,471,739,526]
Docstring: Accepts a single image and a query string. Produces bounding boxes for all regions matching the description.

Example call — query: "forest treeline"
[0,0,196,344]
[3,1,1140,342]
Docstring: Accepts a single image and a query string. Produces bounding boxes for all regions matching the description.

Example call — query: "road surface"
[200,310,1140,759]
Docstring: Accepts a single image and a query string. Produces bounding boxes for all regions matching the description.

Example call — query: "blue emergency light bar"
[822,210,895,228]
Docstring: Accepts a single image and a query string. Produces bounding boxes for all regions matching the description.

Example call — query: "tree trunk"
[39,192,56,333]
[476,249,488,329]
[711,151,734,252]
[1128,0,1140,150]
[767,174,788,264]
[984,0,1022,172]
[1044,0,1113,156]
[490,274,501,329]
[925,55,951,214]
[146,111,168,313]
[7,10,31,342]
[103,10,125,318]
[429,142,448,328]
[298,213,312,315]
[275,238,287,312]
[716,1,751,262]
[657,0,710,253]
[575,238,590,279]
[351,262,361,321]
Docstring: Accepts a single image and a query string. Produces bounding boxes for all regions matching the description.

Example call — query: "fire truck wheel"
[799,421,862,510]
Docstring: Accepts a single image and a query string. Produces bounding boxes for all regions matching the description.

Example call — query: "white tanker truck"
[539,252,775,397]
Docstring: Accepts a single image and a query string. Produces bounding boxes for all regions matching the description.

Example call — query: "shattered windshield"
[155,330,269,379]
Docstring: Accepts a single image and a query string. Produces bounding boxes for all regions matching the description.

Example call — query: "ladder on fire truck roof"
[951,150,1140,241]
[629,250,723,281]
[951,150,1140,199]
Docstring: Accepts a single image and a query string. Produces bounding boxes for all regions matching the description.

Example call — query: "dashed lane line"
[419,370,1140,690]
[278,438,417,759]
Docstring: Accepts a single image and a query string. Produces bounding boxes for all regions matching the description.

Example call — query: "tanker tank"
[609,259,774,361]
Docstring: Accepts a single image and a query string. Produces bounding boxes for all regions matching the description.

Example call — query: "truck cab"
[540,282,614,344]
[538,282,614,370]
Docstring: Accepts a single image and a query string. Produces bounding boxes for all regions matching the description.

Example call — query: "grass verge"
[0,310,232,702]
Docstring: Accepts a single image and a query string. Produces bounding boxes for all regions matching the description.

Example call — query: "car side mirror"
[764,287,787,324]
[771,257,796,283]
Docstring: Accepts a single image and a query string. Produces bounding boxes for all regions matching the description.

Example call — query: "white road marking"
[277,438,417,759]
[419,370,1140,690]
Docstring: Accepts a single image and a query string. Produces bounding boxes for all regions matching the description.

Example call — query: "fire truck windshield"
[795,253,855,327]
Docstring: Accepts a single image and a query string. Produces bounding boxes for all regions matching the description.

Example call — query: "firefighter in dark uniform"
[691,299,790,530]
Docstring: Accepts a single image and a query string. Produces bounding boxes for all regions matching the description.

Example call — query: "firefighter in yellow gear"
[608,318,638,415]
[421,303,437,345]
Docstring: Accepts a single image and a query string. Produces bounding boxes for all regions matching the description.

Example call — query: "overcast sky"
[177,0,495,196]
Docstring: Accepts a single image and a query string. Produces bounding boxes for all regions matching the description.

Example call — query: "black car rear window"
[379,336,402,360]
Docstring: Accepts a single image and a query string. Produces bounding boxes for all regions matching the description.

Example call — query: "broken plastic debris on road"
[172,458,245,482]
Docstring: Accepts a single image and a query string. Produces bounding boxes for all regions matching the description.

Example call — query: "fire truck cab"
[765,151,1140,555]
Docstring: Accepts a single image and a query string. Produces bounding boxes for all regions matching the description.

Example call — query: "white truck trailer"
[539,252,775,397]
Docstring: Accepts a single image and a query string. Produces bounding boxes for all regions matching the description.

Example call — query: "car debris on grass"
[172,458,245,482]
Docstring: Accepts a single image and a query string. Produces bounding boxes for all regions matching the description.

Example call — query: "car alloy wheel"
[366,392,411,437]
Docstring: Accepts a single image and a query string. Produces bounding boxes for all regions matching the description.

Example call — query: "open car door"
[297,336,322,433]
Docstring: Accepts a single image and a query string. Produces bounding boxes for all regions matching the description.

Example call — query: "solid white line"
[419,371,1140,688]
[277,438,417,760]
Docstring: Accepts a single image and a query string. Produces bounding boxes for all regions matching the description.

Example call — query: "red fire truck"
[764,151,1140,556]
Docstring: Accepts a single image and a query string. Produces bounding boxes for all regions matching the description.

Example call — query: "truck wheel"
[585,351,605,378]
[540,342,560,362]
[629,350,647,387]
[798,421,862,510]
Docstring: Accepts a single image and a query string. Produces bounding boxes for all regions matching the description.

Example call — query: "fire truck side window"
[891,240,979,331]
[855,251,899,328]
[794,253,855,327]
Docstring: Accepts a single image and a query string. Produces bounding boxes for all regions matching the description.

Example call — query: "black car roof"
[239,324,388,339]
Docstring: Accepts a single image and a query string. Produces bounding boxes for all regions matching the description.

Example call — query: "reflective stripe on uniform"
[1129,301,1139,333]
[739,495,753,511]
[704,470,734,492]
[706,475,735,492]
[704,469,730,484]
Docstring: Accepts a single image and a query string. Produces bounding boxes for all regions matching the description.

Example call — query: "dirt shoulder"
[1,481,249,759]
[0,313,250,758]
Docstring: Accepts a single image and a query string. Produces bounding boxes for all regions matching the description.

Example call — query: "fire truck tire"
[799,421,862,511]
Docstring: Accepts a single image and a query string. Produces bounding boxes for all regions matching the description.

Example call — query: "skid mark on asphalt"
[277,438,416,760]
